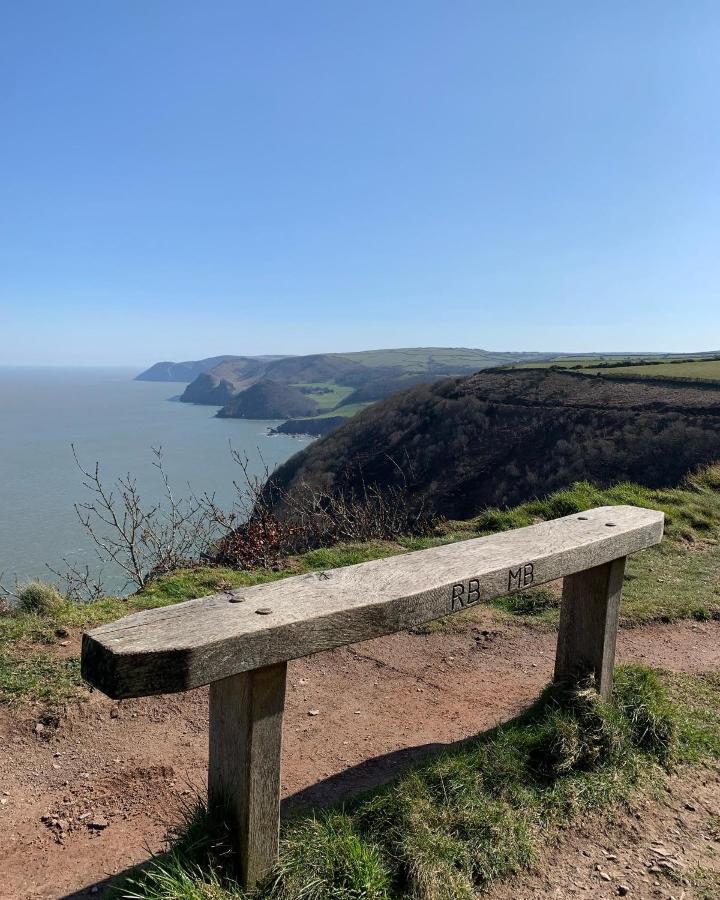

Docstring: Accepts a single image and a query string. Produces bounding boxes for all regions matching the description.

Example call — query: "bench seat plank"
[82,505,663,699]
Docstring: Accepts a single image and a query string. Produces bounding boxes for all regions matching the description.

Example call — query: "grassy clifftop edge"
[2,464,720,704]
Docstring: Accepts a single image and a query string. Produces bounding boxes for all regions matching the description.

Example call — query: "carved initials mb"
[508,563,534,590]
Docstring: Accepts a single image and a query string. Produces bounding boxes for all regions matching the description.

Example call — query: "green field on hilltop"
[599,358,720,380]
[509,355,641,369]
[509,355,720,378]
[289,381,355,410]
[336,347,549,371]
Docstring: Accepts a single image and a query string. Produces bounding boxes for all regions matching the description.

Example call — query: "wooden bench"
[81,505,663,888]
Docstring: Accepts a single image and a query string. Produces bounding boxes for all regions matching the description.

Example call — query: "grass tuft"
[17,580,64,615]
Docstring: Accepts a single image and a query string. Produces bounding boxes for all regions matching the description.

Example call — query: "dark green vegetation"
[175,347,555,428]
[117,667,720,900]
[270,415,347,437]
[266,368,720,519]
[217,381,320,420]
[508,350,720,372]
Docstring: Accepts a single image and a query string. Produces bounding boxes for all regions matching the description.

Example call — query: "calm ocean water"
[0,367,309,593]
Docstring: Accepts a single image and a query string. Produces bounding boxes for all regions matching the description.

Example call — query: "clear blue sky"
[1,2,719,366]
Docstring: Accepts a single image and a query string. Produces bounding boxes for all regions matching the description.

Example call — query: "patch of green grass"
[488,543,720,627]
[0,651,82,704]
[469,464,720,545]
[289,382,355,411]
[490,588,560,618]
[665,671,720,763]
[294,541,405,572]
[596,359,720,380]
[136,567,292,604]
[691,866,720,900]
[118,666,718,900]
[312,401,375,419]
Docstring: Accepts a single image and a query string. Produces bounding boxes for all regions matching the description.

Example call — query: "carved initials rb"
[450,579,480,610]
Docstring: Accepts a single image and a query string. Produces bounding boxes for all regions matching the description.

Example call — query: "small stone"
[684,801,696,811]
[88,817,108,830]
[600,872,611,882]
[618,887,630,897]
[34,723,45,734]
[110,707,120,719]
[308,709,320,716]
[255,608,272,615]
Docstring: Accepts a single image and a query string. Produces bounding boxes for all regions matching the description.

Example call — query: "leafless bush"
[44,559,106,604]
[71,444,229,592]
[210,449,439,568]
[64,443,438,594]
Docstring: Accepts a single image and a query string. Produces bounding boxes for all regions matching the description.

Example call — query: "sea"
[0,367,310,594]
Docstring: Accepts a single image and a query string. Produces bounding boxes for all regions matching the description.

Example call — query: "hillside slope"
[217,380,319,419]
[266,369,720,518]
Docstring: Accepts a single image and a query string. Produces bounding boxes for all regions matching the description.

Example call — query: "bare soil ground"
[1,615,719,900]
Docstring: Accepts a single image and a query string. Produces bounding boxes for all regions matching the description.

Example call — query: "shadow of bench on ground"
[59,734,464,898]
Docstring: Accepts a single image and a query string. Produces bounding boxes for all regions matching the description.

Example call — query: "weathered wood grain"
[208,662,287,888]
[554,557,626,698]
[81,506,663,699]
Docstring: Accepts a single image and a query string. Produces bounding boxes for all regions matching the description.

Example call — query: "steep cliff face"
[264,369,720,519]
[179,373,238,405]
[217,380,320,419]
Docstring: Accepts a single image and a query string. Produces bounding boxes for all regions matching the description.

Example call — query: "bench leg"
[554,557,626,699]
[208,662,287,889]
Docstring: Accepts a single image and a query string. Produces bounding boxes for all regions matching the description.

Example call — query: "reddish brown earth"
[1,615,719,900]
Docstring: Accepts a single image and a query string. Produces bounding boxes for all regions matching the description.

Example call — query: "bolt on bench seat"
[82,505,664,887]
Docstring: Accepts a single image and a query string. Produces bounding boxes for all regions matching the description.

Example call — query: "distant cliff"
[135,356,240,383]
[217,380,320,419]
[180,373,238,405]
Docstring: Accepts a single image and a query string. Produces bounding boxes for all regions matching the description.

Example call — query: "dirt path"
[489,765,720,899]
[1,616,719,900]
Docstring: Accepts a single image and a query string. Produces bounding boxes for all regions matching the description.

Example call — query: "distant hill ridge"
[135,355,289,383]
[163,347,557,422]
[264,368,720,519]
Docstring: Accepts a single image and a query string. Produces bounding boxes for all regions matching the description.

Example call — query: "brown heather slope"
[265,368,720,519]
